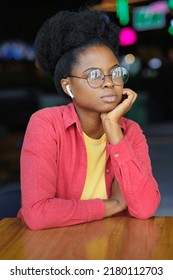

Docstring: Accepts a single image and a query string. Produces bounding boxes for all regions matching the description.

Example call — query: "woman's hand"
[103,179,127,217]
[110,179,127,211]
[101,88,137,124]
[101,88,137,145]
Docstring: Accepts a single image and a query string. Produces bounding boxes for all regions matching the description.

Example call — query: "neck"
[75,107,104,139]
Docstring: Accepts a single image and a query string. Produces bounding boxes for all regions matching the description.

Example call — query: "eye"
[88,69,102,80]
[111,67,122,78]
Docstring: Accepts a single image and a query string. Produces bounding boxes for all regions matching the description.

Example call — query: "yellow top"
[81,132,108,200]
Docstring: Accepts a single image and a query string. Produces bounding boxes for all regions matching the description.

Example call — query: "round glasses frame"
[68,66,129,88]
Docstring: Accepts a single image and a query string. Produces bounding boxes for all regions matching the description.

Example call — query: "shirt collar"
[63,102,80,129]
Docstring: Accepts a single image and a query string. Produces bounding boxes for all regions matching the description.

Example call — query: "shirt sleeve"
[19,111,105,230]
[107,121,161,219]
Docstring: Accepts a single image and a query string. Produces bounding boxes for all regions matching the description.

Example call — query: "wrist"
[103,122,123,145]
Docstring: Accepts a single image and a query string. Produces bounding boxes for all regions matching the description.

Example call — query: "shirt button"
[114,152,119,158]
[106,169,110,174]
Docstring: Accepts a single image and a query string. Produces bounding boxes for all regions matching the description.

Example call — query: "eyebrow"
[83,67,98,73]
[83,64,120,73]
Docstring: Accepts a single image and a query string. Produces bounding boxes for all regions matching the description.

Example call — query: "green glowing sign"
[168,0,173,9]
[116,0,129,26]
[132,6,166,31]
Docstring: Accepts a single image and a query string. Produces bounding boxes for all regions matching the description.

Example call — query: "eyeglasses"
[69,66,129,88]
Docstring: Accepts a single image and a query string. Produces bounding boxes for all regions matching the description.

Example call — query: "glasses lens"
[111,66,129,86]
[87,69,104,88]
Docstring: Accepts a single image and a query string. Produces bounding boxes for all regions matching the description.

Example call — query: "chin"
[100,103,118,112]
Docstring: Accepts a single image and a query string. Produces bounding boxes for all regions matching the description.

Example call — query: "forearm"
[102,121,124,145]
[109,139,160,218]
[119,170,160,219]
[21,197,105,230]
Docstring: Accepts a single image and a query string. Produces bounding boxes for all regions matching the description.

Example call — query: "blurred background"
[0,0,173,217]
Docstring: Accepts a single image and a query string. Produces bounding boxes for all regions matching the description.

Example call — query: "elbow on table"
[21,209,47,231]
[128,191,161,220]
[129,201,161,220]
[26,220,44,231]
[131,211,156,220]
[25,217,44,231]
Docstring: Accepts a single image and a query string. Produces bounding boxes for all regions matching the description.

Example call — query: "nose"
[102,75,114,88]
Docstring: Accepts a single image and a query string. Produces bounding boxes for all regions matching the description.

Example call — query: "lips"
[100,93,118,103]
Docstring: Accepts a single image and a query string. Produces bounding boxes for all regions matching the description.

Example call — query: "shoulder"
[30,105,66,120]
[29,103,73,124]
[26,102,77,135]
[24,105,66,136]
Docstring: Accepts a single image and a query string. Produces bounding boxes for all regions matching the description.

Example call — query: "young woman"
[18,8,160,230]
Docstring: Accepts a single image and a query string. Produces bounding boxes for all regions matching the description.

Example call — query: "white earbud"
[66,85,74,99]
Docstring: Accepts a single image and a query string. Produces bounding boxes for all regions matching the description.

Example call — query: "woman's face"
[63,45,124,114]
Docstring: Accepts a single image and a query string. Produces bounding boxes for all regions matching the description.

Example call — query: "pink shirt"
[18,103,160,230]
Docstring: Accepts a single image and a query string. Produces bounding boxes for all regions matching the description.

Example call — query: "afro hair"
[34,8,120,79]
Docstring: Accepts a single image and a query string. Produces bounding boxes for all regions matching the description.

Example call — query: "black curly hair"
[34,8,120,94]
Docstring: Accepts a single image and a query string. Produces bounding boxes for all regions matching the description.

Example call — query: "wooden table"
[0,216,173,260]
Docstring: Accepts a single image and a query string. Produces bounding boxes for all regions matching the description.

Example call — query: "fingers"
[111,179,119,198]
[101,88,138,123]
[123,88,137,105]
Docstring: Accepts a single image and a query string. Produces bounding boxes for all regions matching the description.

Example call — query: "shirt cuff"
[107,136,135,165]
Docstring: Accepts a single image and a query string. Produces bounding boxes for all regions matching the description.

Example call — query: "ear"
[60,78,71,96]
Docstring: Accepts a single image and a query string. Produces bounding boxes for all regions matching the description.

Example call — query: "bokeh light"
[119,27,137,46]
